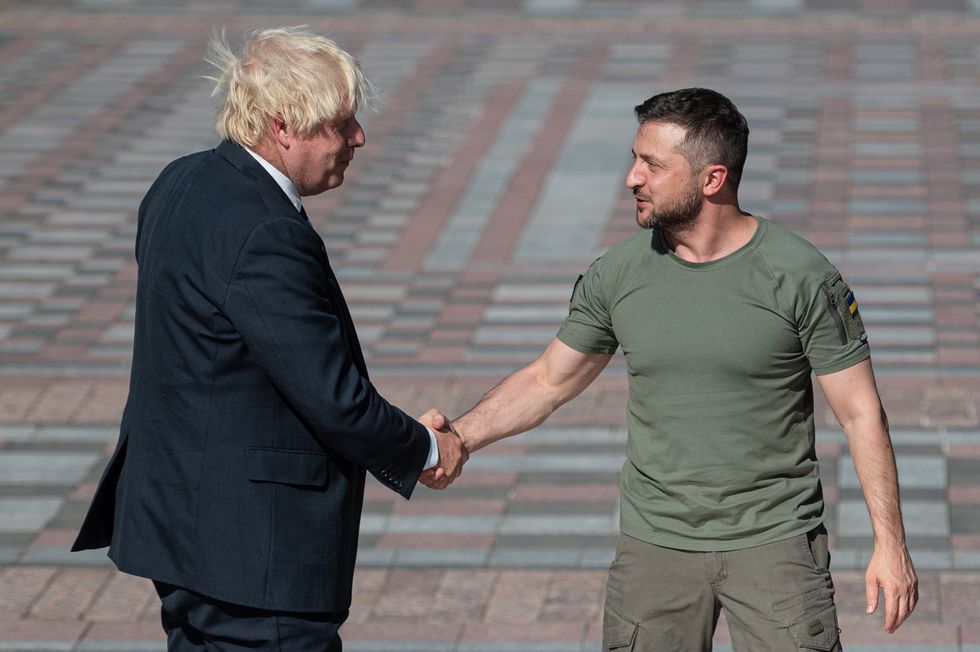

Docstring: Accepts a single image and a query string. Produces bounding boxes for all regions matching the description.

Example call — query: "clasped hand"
[418,409,468,489]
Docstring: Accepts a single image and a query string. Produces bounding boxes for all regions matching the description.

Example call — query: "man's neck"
[664,206,757,263]
[244,142,303,212]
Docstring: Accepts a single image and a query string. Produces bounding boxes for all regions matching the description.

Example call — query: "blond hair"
[206,26,370,147]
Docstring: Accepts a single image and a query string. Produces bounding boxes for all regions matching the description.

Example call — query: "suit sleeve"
[222,217,429,497]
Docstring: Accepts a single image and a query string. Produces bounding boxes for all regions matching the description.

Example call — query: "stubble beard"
[635,180,703,231]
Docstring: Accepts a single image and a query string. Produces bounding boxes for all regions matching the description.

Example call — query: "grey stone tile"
[0,427,36,442]
[466,453,625,473]
[387,515,499,534]
[394,549,488,566]
[472,327,556,345]
[498,515,615,536]
[484,306,568,323]
[950,459,980,485]
[514,83,646,262]
[76,644,167,652]
[357,514,388,535]
[462,645,585,652]
[951,505,980,534]
[852,143,922,156]
[580,548,615,568]
[20,546,112,566]
[838,455,946,490]
[493,534,617,550]
[859,308,933,324]
[517,472,620,485]
[0,498,63,532]
[953,551,980,570]
[0,546,22,563]
[827,547,862,570]
[503,493,615,513]
[345,644,454,652]
[524,428,626,445]
[851,169,921,184]
[837,500,948,538]
[352,549,397,567]
[487,547,582,567]
[0,452,101,486]
[908,550,952,570]
[33,427,116,443]
[0,642,76,651]
[848,232,927,246]
[48,498,92,529]
[864,327,934,346]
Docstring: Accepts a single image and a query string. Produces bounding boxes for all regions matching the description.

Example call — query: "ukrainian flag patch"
[828,275,867,344]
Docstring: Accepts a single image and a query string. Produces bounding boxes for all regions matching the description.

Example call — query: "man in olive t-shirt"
[560,214,868,553]
[420,88,918,650]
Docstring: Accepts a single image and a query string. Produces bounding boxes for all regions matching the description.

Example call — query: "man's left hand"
[865,543,918,633]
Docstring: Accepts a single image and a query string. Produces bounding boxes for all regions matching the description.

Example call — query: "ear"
[271,117,290,149]
[702,164,729,197]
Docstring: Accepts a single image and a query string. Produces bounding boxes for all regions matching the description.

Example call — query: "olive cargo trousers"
[603,526,842,651]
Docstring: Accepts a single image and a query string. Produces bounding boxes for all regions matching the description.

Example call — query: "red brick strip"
[0,37,125,133]
[470,44,607,264]
[381,80,526,272]
[3,37,206,218]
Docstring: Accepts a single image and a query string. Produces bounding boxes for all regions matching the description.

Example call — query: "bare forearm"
[844,409,907,548]
[819,360,917,631]
[453,365,561,453]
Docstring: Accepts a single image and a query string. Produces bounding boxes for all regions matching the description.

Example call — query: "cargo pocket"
[789,604,841,651]
[603,608,638,651]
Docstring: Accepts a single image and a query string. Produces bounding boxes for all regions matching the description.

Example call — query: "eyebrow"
[633,150,663,166]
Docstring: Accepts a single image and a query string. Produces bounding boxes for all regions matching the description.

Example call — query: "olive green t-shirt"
[557,216,869,551]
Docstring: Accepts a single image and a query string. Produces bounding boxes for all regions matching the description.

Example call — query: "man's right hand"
[418,409,468,490]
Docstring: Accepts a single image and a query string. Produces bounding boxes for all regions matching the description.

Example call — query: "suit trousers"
[154,581,347,651]
[602,525,842,651]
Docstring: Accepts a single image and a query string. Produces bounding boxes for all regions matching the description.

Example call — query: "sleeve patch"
[826,276,866,344]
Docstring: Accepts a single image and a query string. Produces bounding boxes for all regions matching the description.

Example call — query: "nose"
[349,118,365,148]
[625,160,642,190]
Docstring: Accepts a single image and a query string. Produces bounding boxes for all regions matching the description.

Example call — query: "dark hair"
[634,88,749,189]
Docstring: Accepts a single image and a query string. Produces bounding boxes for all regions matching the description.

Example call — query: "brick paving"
[0,0,979,650]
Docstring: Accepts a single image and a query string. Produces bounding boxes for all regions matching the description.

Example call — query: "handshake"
[417,408,469,490]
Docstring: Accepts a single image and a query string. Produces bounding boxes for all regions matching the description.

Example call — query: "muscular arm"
[451,337,612,453]
[817,358,918,633]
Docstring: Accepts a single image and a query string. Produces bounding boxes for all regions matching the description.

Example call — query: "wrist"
[873,534,908,552]
[452,418,479,453]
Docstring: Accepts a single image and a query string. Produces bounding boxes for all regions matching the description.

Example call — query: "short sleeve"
[556,257,619,355]
[799,269,870,375]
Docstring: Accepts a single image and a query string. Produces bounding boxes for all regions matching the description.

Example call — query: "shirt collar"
[244,147,303,213]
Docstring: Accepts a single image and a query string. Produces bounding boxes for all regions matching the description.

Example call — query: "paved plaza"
[1,0,980,650]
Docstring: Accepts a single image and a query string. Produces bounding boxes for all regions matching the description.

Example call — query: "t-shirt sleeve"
[556,257,619,355]
[798,268,870,375]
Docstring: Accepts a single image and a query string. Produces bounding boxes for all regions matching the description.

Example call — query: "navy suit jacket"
[72,141,430,612]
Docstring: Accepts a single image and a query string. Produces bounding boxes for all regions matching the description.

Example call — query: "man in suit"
[72,27,468,651]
